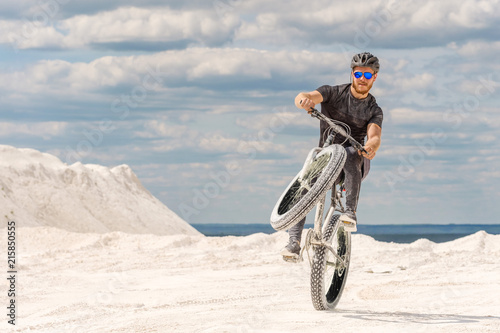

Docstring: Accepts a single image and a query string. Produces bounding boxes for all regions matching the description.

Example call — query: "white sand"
[1,146,499,332]
[0,228,498,332]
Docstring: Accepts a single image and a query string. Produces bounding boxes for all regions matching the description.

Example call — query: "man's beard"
[352,80,373,95]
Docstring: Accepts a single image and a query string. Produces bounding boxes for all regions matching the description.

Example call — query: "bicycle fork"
[301,187,347,268]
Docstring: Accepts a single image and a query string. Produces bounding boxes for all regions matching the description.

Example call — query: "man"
[281,52,383,261]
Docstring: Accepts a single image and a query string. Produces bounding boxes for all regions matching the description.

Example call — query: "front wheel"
[310,214,351,310]
[270,145,346,231]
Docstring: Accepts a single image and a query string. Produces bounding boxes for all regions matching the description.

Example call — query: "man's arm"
[360,123,381,160]
[295,90,323,112]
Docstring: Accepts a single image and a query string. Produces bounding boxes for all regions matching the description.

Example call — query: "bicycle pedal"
[282,254,301,263]
[342,221,357,232]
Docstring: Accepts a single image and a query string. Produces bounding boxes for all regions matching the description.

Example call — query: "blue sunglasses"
[353,71,374,80]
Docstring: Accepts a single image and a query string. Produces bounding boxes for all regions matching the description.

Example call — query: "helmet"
[351,52,380,73]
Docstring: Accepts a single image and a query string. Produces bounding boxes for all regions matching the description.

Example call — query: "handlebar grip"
[299,100,316,113]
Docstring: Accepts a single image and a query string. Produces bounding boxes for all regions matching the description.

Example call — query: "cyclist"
[282,52,383,261]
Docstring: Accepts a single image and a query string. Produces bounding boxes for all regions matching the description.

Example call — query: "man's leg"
[281,216,306,260]
[288,216,306,243]
[340,146,364,231]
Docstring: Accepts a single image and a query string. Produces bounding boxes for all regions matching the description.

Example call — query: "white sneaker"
[281,239,301,262]
[339,210,357,232]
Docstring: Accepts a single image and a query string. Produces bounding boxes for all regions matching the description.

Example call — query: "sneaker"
[281,239,301,262]
[340,209,357,232]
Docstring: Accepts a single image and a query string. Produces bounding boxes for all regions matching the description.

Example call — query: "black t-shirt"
[316,83,383,147]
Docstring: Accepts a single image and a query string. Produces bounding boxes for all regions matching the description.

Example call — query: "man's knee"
[344,146,363,169]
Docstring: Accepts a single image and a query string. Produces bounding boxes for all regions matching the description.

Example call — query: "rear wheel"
[270,145,346,231]
[310,214,351,310]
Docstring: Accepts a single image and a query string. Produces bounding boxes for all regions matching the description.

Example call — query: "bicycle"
[269,106,368,310]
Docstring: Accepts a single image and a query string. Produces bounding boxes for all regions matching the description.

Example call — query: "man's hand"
[359,123,381,160]
[299,98,316,113]
[295,91,323,113]
[359,145,376,160]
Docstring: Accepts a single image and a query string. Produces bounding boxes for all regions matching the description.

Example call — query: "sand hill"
[0,145,199,235]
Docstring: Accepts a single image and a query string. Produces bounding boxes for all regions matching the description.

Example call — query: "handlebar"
[307,107,367,154]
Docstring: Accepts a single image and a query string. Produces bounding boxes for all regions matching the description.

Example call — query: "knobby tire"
[310,214,351,310]
[270,145,346,231]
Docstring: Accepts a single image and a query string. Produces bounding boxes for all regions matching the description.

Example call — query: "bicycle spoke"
[278,153,331,214]
[302,154,330,181]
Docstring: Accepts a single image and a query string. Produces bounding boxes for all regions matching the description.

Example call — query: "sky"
[0,0,499,225]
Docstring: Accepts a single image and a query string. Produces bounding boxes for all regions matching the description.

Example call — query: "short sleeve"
[316,85,339,104]
[368,106,383,128]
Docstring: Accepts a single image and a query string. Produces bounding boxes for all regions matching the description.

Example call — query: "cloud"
[390,73,436,92]
[449,40,500,58]
[138,120,193,139]
[55,0,216,18]
[474,134,497,143]
[3,0,499,52]
[0,1,35,19]
[234,111,310,131]
[0,0,216,20]
[62,6,240,48]
[389,108,445,125]
[0,20,64,50]
[0,48,350,96]
[236,0,500,48]
[0,6,240,51]
[0,121,68,140]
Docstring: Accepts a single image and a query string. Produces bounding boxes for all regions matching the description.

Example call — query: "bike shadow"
[334,309,500,325]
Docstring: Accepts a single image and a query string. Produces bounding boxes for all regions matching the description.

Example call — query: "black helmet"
[351,52,380,73]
